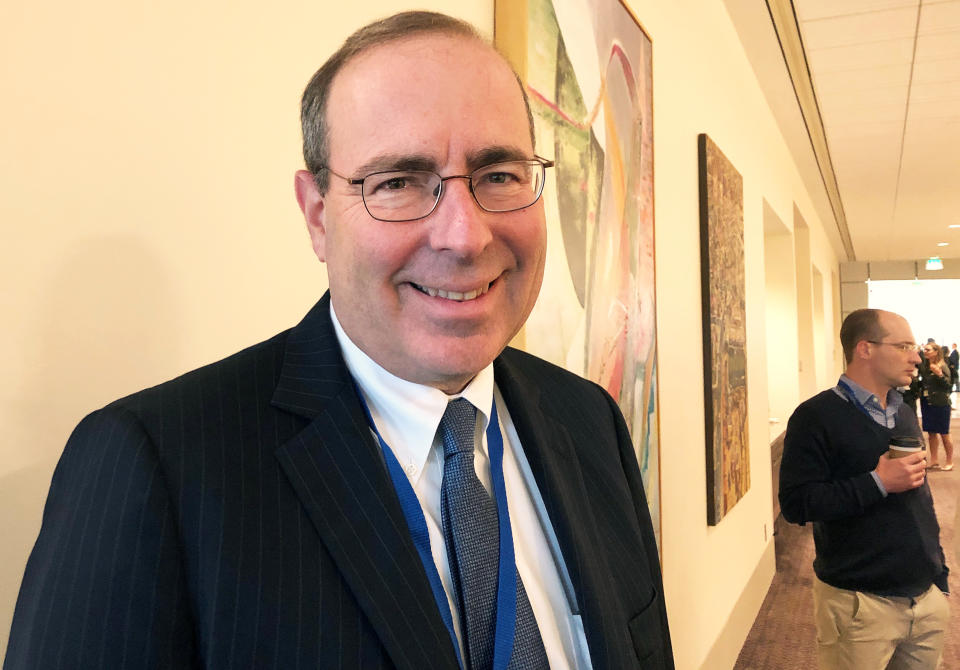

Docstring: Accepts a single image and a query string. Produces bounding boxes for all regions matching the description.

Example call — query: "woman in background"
[919,341,955,471]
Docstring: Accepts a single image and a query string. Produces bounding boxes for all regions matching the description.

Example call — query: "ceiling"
[793,0,960,261]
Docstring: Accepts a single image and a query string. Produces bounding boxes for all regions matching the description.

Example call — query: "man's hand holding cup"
[876,436,927,493]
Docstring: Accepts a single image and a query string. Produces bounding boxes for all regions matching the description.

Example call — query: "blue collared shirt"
[833,374,903,428]
[833,375,904,495]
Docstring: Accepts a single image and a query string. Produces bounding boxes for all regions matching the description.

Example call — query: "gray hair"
[300,11,535,193]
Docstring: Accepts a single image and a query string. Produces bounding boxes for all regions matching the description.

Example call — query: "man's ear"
[294,169,327,261]
[854,339,872,361]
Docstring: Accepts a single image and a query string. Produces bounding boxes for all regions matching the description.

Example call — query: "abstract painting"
[698,133,749,526]
[496,0,660,551]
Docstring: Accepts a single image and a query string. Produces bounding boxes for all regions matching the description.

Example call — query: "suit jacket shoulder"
[6,297,422,670]
[107,327,295,432]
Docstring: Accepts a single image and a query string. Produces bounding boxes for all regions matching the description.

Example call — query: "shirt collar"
[330,303,495,481]
[837,374,902,412]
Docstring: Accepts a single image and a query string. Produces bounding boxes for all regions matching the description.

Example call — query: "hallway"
[735,432,960,668]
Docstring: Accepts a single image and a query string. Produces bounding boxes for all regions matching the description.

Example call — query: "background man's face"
[304,34,546,392]
[871,312,921,388]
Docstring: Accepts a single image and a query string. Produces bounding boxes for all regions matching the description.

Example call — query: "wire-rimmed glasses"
[867,341,917,353]
[320,156,554,222]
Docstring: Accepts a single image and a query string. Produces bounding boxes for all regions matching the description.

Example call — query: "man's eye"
[480,170,525,186]
[368,173,425,194]
[373,177,408,191]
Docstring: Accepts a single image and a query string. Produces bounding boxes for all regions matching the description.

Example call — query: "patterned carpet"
[734,459,960,669]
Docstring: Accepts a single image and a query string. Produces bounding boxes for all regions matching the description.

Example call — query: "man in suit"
[779,309,949,670]
[948,343,958,391]
[6,11,673,670]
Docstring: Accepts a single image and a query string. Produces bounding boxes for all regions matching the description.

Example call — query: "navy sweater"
[779,390,948,596]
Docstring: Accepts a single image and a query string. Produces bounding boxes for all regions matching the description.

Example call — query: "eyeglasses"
[867,341,917,353]
[320,157,554,222]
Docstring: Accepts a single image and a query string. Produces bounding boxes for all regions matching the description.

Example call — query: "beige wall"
[626,0,842,668]
[762,201,799,443]
[1,0,844,668]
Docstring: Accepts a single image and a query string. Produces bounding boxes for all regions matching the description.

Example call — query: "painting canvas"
[698,133,749,526]
[496,0,660,550]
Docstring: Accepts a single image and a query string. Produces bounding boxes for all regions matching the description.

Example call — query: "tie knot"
[439,398,477,458]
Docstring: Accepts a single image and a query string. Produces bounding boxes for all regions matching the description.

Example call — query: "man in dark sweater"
[780,308,950,670]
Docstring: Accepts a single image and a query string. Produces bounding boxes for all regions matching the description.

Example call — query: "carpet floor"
[735,444,960,669]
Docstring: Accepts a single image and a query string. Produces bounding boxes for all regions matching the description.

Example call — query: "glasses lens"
[361,171,441,222]
[471,160,545,212]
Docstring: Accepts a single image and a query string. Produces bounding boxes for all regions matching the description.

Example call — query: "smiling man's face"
[295,33,546,393]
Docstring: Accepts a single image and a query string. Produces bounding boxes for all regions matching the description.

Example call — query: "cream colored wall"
[2,0,847,668]
[809,222,844,386]
[812,266,827,388]
[622,0,842,668]
[0,1,493,661]
[794,214,819,400]
[762,204,799,443]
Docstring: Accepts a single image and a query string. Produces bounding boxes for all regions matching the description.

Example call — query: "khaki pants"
[813,576,950,669]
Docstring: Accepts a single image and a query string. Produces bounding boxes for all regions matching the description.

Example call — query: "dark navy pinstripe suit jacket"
[6,293,673,669]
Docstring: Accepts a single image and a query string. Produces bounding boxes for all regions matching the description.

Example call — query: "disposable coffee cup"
[888,436,923,459]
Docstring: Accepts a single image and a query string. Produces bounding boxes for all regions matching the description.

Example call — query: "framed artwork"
[698,133,750,526]
[496,0,660,551]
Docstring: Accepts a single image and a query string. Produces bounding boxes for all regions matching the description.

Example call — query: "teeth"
[438,288,475,301]
[413,283,490,301]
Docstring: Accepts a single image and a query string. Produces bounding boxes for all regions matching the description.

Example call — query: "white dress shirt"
[331,306,591,669]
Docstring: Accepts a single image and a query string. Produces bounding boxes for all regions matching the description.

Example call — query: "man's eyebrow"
[466,146,532,171]
[350,146,534,177]
[353,154,438,176]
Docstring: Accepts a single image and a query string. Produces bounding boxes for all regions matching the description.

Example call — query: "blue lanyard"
[838,379,900,429]
[353,385,519,670]
[837,379,875,420]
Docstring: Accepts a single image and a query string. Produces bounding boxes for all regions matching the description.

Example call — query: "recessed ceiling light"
[938,242,950,247]
[950,224,960,229]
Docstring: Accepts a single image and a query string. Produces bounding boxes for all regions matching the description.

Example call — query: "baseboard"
[698,539,776,670]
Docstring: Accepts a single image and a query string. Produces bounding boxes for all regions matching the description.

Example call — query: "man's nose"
[427,177,493,257]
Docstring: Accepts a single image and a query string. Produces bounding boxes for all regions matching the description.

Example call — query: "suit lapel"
[272,295,459,670]
[494,353,618,665]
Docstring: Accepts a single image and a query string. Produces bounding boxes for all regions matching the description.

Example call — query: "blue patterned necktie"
[438,398,549,670]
